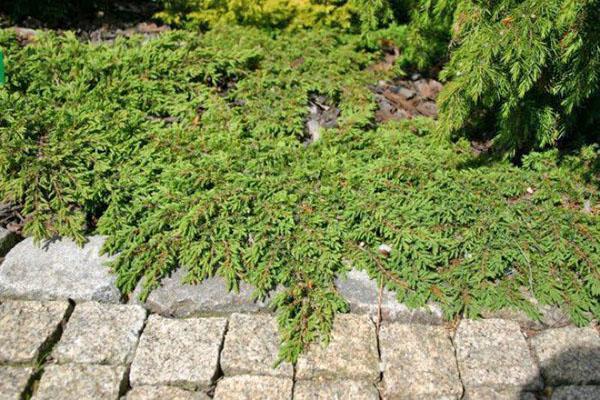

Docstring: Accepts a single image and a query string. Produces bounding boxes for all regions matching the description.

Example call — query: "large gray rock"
[0,228,19,257]
[220,313,292,377]
[551,386,600,400]
[0,236,120,303]
[379,323,463,399]
[455,319,541,391]
[0,366,33,400]
[296,314,379,382]
[131,268,272,317]
[335,269,443,324]
[530,326,600,385]
[33,364,126,400]
[294,380,379,400]
[130,315,227,390]
[52,302,146,365]
[127,386,210,400]
[0,300,71,363]
[213,375,293,400]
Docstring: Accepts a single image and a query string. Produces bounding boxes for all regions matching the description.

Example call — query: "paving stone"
[294,379,379,400]
[126,386,210,400]
[0,236,120,303]
[52,302,146,365]
[130,315,227,390]
[455,319,541,391]
[0,227,19,257]
[0,300,71,363]
[0,366,33,400]
[551,386,600,400]
[220,313,292,377]
[33,364,126,400]
[463,388,536,400]
[296,314,379,381]
[530,326,600,385]
[213,375,293,400]
[379,323,463,399]
[131,268,272,317]
[335,269,443,324]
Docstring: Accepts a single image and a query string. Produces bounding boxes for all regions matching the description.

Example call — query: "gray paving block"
[0,366,33,400]
[126,386,210,400]
[213,375,293,400]
[220,313,292,377]
[551,386,600,400]
[33,364,126,400]
[130,315,227,390]
[0,300,71,363]
[531,326,600,385]
[455,319,541,391]
[294,379,379,400]
[379,323,463,399]
[52,302,146,365]
[296,314,379,382]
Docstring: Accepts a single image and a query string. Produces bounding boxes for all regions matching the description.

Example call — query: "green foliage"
[156,0,400,32]
[406,0,600,155]
[1,27,599,362]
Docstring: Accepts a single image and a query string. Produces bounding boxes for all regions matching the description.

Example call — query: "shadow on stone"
[519,344,600,399]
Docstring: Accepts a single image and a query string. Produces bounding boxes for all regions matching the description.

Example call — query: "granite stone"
[296,314,379,382]
[455,319,541,390]
[0,236,120,303]
[52,302,146,365]
[220,313,292,377]
[335,269,443,324]
[0,366,33,400]
[379,323,463,399]
[130,315,227,390]
[33,364,126,400]
[213,375,293,400]
[131,269,272,317]
[551,386,600,400]
[531,326,600,385]
[0,300,71,363]
[294,379,379,400]
[126,386,210,400]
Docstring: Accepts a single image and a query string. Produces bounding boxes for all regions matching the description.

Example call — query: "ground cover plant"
[0,22,599,362]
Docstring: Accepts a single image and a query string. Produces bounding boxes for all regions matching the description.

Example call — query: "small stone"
[455,319,541,390]
[530,326,600,385]
[551,386,600,400]
[52,302,146,365]
[0,236,120,303]
[220,313,292,377]
[131,268,271,317]
[0,366,33,400]
[0,300,71,363]
[380,323,462,399]
[296,314,379,381]
[0,227,19,256]
[127,386,209,400]
[130,315,227,390]
[294,379,379,400]
[463,388,536,400]
[213,375,293,400]
[335,269,443,324]
[33,364,126,400]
